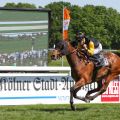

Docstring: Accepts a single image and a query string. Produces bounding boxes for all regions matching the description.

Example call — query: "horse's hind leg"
[86,74,116,101]
[85,80,102,102]
[85,66,111,101]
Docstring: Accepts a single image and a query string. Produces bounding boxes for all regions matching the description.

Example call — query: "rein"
[76,49,90,63]
[67,49,78,56]
[56,40,89,63]
[67,48,89,62]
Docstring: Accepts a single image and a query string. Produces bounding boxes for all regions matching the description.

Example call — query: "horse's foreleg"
[70,78,86,110]
[70,86,76,111]
[85,80,102,101]
[73,78,87,101]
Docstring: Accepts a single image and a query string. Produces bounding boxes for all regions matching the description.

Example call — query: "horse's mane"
[70,40,78,48]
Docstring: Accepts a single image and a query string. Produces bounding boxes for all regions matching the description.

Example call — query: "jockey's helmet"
[76,32,85,42]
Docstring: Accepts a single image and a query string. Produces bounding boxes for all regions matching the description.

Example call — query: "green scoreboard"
[0,8,51,66]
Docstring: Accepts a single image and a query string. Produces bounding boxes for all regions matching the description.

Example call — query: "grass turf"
[0,103,120,120]
[0,10,48,21]
[0,35,48,53]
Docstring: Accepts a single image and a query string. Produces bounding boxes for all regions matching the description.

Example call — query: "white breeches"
[94,43,102,54]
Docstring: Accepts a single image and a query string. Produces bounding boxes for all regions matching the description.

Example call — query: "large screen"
[0,8,50,66]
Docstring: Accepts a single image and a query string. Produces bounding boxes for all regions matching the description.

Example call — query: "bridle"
[53,41,90,63]
[66,49,78,56]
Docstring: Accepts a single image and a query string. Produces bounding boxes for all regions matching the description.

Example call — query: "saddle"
[91,53,109,68]
[77,50,109,68]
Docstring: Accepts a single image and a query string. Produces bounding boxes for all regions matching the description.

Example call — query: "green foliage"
[4,3,16,8]
[45,2,72,47]
[4,2,36,9]
[45,2,120,49]
[16,2,36,8]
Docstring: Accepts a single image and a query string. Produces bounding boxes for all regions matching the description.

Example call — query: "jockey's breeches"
[94,43,102,54]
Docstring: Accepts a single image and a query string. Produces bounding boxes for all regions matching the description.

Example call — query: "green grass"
[0,35,48,53]
[0,10,48,21]
[0,104,120,120]
[0,29,48,33]
[48,56,69,66]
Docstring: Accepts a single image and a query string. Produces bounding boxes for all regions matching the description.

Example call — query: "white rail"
[0,66,71,75]
[0,66,70,71]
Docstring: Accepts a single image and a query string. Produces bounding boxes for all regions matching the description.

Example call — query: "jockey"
[76,32,104,67]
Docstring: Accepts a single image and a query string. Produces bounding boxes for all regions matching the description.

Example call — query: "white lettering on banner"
[101,77,120,102]
[0,75,119,105]
[101,95,119,97]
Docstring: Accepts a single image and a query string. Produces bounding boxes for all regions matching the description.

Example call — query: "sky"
[0,0,120,13]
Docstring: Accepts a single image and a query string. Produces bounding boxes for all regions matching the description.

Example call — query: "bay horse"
[51,40,120,110]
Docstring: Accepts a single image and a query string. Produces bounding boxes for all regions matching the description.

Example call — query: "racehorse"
[51,40,120,110]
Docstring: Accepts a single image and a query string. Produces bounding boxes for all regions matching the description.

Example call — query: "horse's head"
[51,40,69,60]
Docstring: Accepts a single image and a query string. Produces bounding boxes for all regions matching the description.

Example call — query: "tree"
[45,1,71,47]
[16,3,36,8]
[4,3,16,8]
[46,2,120,49]
[4,2,36,9]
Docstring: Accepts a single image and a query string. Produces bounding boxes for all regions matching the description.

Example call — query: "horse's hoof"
[82,97,90,103]
[85,98,90,103]
[88,96,94,101]
[71,105,76,111]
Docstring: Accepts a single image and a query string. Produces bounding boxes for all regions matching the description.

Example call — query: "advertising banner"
[0,74,119,105]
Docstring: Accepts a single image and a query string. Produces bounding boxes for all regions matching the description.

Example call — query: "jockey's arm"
[77,41,94,56]
[87,41,94,56]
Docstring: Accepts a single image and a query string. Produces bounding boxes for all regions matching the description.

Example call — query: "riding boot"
[89,54,103,67]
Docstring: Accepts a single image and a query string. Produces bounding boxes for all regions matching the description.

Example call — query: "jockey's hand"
[81,48,86,53]
[83,44,88,50]
[81,49,88,56]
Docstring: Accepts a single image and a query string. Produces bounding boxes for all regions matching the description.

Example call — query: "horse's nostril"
[51,55,55,59]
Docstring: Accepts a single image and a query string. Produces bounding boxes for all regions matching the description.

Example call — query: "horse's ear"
[60,44,64,50]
